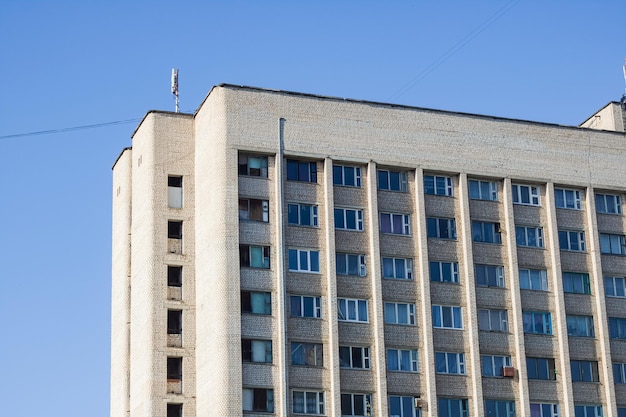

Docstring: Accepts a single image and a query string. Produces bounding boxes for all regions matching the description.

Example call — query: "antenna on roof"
[171,68,180,113]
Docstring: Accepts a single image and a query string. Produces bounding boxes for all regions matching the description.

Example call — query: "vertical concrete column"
[502,178,530,417]
[322,157,341,417]
[585,186,617,417]
[457,173,484,417]
[414,168,437,417]
[366,160,389,417]
[274,118,288,417]
[544,182,574,417]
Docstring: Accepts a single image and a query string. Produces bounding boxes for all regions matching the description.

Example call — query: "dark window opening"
[168,310,182,334]
[168,266,182,287]
[168,221,183,239]
[167,357,182,380]
[167,404,182,417]
[168,176,182,187]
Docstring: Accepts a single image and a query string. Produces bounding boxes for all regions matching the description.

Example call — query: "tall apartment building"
[111,85,626,417]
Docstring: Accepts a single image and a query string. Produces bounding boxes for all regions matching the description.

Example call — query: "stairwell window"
[168,220,183,239]
[167,176,182,208]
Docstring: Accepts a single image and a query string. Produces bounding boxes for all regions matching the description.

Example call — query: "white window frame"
[424,174,454,196]
[293,390,325,415]
[600,233,626,255]
[523,311,552,335]
[427,217,457,239]
[574,405,603,417]
[430,261,460,283]
[530,403,560,417]
[336,253,366,276]
[288,248,320,273]
[469,179,498,201]
[559,230,586,252]
[519,268,548,291]
[596,193,622,214]
[387,348,419,372]
[378,169,408,192]
[339,346,370,369]
[605,276,626,297]
[613,362,626,384]
[287,203,319,227]
[478,309,509,332]
[239,198,269,222]
[432,305,463,329]
[475,264,505,288]
[435,351,466,374]
[472,221,502,243]
[333,165,362,187]
[382,257,413,280]
[338,298,369,322]
[335,207,364,231]
[555,188,582,210]
[516,225,544,248]
[512,183,541,206]
[341,393,372,417]
[290,295,322,318]
[384,302,416,325]
[389,395,419,417]
[481,355,512,377]
[380,212,411,235]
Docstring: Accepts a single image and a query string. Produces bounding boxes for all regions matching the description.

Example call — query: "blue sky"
[0,1,623,416]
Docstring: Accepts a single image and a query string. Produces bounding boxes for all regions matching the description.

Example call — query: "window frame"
[290,295,322,319]
[292,390,325,415]
[430,261,460,283]
[242,339,273,364]
[526,357,556,380]
[380,212,411,235]
[167,265,182,287]
[427,217,457,239]
[472,221,502,244]
[438,398,469,417]
[384,302,416,326]
[559,230,586,252]
[291,342,323,367]
[241,290,272,315]
[512,183,541,206]
[336,253,367,277]
[563,272,591,294]
[570,360,599,382]
[288,248,321,273]
[481,355,512,377]
[519,268,548,291]
[432,305,463,329]
[167,175,183,209]
[378,169,408,192]
[475,264,505,288]
[387,348,419,372]
[238,154,268,178]
[555,188,582,210]
[382,257,413,280]
[424,174,453,196]
[485,400,516,417]
[287,203,319,227]
[168,220,183,239]
[238,198,269,222]
[530,403,560,417]
[335,207,364,231]
[469,179,498,201]
[574,405,603,417]
[339,345,371,369]
[478,309,509,332]
[389,395,419,417]
[239,244,271,269]
[333,165,362,187]
[596,193,622,215]
[338,298,369,322]
[605,276,626,297]
[516,225,544,248]
[609,317,626,339]
[286,159,317,183]
[600,233,626,255]
[435,352,466,375]
[522,311,552,335]
[613,362,626,384]
[340,393,372,417]
[242,387,274,413]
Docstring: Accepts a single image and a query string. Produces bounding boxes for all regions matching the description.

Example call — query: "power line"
[0,118,142,140]
[388,0,520,101]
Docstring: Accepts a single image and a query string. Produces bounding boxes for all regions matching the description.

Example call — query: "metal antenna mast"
[171,68,180,113]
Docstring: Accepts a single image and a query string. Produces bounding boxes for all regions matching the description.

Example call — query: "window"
[605,276,626,297]
[242,339,272,363]
[167,403,182,417]
[516,226,544,248]
[385,302,416,325]
[438,398,469,417]
[338,298,368,322]
[559,230,586,252]
[239,198,269,222]
[168,176,182,208]
[613,362,626,383]
[523,311,552,335]
[387,348,418,372]
[475,264,505,288]
[243,388,274,413]
[287,159,317,182]
[291,342,323,366]
[436,352,465,374]
[167,357,182,380]
[609,317,626,339]
[555,188,582,210]
[288,203,319,227]
[571,360,599,382]
[527,357,556,380]
[485,400,515,417]
[335,207,364,231]
[334,165,362,187]
[239,154,268,177]
[575,406,603,417]
[289,248,320,273]
[430,261,459,283]
[167,265,182,287]
[478,309,508,332]
[293,391,324,415]
[239,245,270,268]
[600,233,626,255]
[290,295,322,318]
[339,346,370,369]
[378,169,408,192]
[520,269,548,291]
[168,220,182,239]
[167,310,182,334]
[424,175,453,196]
[242,291,271,315]
[469,179,498,201]
[530,404,559,417]
[567,315,594,337]
[380,212,411,235]
[472,221,502,243]
[341,393,372,417]
[336,253,366,276]
[512,184,540,206]
[427,217,457,239]
[390,396,419,417]
[383,257,413,280]
[596,193,622,214]
[620,409,626,417]
[433,305,463,329]
[481,355,512,377]
[562,272,591,294]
